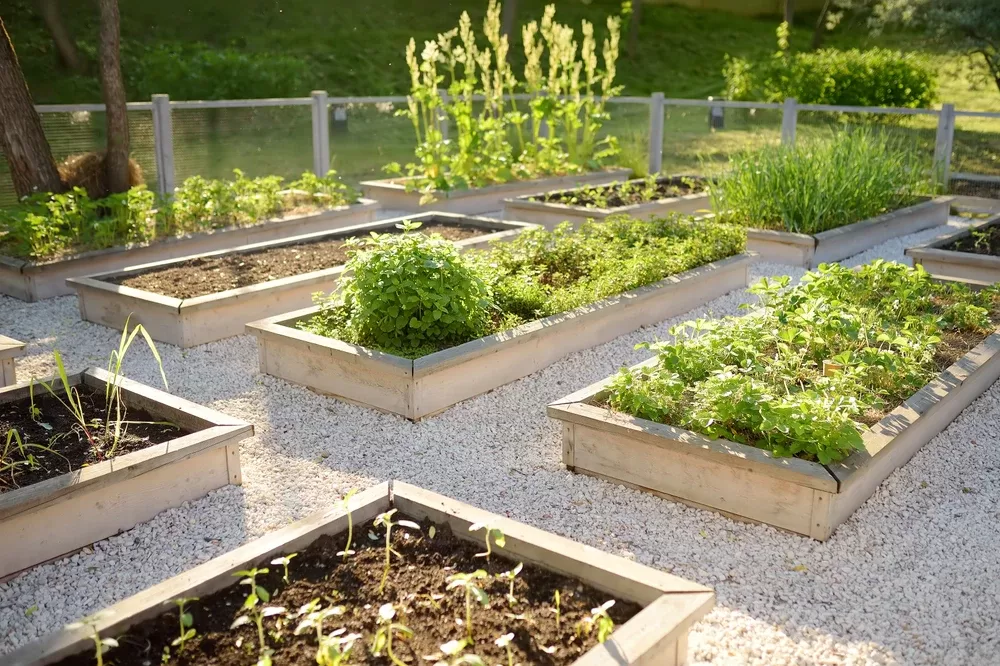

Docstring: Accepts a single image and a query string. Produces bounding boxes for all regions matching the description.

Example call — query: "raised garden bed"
[745,197,952,268]
[6,481,714,666]
[68,214,532,348]
[0,335,26,387]
[548,264,1000,540]
[503,175,711,229]
[905,214,1000,283]
[0,367,252,579]
[247,251,752,420]
[361,169,631,215]
[0,198,379,302]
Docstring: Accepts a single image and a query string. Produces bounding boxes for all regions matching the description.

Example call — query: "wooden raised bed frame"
[247,252,754,420]
[5,481,714,666]
[67,213,535,348]
[0,199,379,302]
[0,367,253,579]
[0,335,26,387]
[548,316,1000,540]
[746,197,952,268]
[905,213,1000,284]
[502,175,711,229]
[360,169,631,214]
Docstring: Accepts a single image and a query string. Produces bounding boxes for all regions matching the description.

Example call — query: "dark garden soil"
[535,178,704,209]
[110,223,485,299]
[54,516,641,666]
[0,386,186,493]
[943,225,1000,257]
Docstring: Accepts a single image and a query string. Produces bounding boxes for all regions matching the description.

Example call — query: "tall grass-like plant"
[711,129,931,235]
[388,1,622,198]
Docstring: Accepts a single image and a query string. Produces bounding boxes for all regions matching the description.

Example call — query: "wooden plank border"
[0,367,253,578]
[501,175,712,229]
[0,199,380,302]
[67,213,536,348]
[746,197,952,268]
[361,169,632,214]
[6,481,713,666]
[905,213,1000,283]
[246,252,754,420]
[548,321,1000,540]
[0,335,26,387]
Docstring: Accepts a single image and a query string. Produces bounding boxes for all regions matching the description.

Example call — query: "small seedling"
[170,596,198,653]
[372,603,413,666]
[337,488,359,560]
[231,567,285,655]
[294,599,346,644]
[67,611,117,666]
[496,633,515,666]
[468,522,505,561]
[270,553,297,585]
[372,509,420,593]
[446,570,489,643]
[553,590,561,632]
[576,600,615,644]
[495,562,523,605]
[316,630,362,666]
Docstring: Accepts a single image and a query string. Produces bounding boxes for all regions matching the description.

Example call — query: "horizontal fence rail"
[0,92,997,208]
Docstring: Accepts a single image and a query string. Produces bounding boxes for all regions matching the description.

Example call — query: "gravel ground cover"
[1,218,998,666]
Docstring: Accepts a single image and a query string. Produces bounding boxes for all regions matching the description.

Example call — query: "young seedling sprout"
[468,522,505,561]
[434,640,487,666]
[337,488,359,561]
[67,611,116,666]
[231,567,286,656]
[446,570,489,643]
[316,630,362,666]
[576,600,616,644]
[495,633,515,666]
[170,597,198,653]
[270,552,297,585]
[554,590,561,632]
[372,509,421,593]
[495,562,523,606]
[294,599,352,665]
[371,603,413,666]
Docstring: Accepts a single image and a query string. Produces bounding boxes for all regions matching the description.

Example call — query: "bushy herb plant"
[0,170,357,261]
[300,215,745,358]
[387,1,622,198]
[711,129,931,235]
[607,261,1000,464]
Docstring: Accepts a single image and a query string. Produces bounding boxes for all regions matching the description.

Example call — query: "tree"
[784,0,795,26]
[627,0,642,59]
[0,16,64,198]
[812,0,835,48]
[500,0,517,38]
[37,0,82,71]
[98,0,130,194]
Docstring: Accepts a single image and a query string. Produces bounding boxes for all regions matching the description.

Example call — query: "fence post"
[311,90,330,176]
[151,94,175,196]
[934,103,955,188]
[437,89,449,141]
[647,92,664,175]
[781,97,798,146]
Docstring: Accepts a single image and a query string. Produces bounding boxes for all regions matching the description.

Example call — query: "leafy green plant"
[170,597,198,653]
[469,522,505,561]
[576,600,615,644]
[446,570,490,643]
[389,1,622,197]
[0,428,64,489]
[711,129,931,235]
[67,611,117,666]
[231,567,286,656]
[607,261,1000,464]
[371,603,413,666]
[372,509,421,593]
[294,599,356,665]
[337,488,359,561]
[495,562,523,605]
[270,553,297,585]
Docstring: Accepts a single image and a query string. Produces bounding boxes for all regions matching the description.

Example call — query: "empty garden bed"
[6,482,713,666]
[68,214,532,348]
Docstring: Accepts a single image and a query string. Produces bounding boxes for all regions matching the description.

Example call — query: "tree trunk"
[0,17,63,198]
[784,0,794,27]
[811,0,834,49]
[501,0,518,38]
[627,0,642,60]
[98,0,130,194]
[37,0,82,71]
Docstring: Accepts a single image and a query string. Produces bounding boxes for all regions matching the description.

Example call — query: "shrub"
[607,261,1000,464]
[723,24,937,109]
[711,129,931,235]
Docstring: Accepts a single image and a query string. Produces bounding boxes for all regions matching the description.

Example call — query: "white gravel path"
[2,218,999,666]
